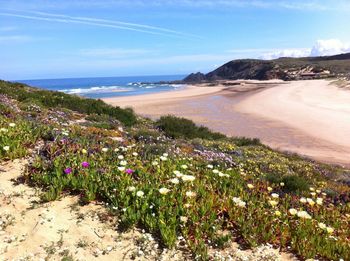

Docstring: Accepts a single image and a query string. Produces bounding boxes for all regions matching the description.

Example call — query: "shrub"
[156,115,225,140]
[282,175,310,192]
[0,80,137,126]
[231,136,261,146]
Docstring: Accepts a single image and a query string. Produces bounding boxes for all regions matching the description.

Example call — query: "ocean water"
[17,75,186,99]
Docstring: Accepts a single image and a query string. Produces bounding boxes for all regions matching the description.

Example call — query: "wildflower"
[318,222,327,229]
[169,178,179,184]
[309,187,315,192]
[310,192,316,196]
[132,152,138,156]
[297,210,312,219]
[182,175,195,182]
[102,148,109,152]
[184,203,191,208]
[267,187,273,192]
[160,156,167,161]
[232,197,246,207]
[207,164,213,169]
[64,168,72,174]
[9,123,16,127]
[152,161,159,166]
[316,189,321,194]
[180,216,188,223]
[280,182,285,186]
[120,160,127,166]
[81,149,88,154]
[269,200,278,207]
[81,161,90,168]
[125,168,134,174]
[136,191,144,197]
[271,193,279,198]
[181,164,188,169]
[163,153,168,157]
[288,208,298,216]
[0,128,8,132]
[185,191,196,198]
[299,197,307,203]
[117,155,124,160]
[173,170,183,178]
[212,169,219,174]
[128,186,136,192]
[218,172,229,177]
[118,166,125,171]
[247,184,254,189]
[114,148,119,152]
[3,146,10,151]
[326,227,334,234]
[159,188,170,195]
[306,198,315,206]
[316,198,323,205]
[275,210,281,217]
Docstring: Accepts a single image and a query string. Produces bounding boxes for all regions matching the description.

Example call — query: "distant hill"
[183,52,350,82]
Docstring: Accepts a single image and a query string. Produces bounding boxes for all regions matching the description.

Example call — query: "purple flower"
[81,161,90,168]
[64,167,72,174]
[125,168,134,175]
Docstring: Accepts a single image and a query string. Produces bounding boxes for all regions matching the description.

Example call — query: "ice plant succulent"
[81,161,90,168]
[125,168,134,174]
[64,167,72,174]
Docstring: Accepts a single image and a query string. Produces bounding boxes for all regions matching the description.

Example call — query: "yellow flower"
[81,149,87,154]
[275,210,281,217]
[247,184,254,189]
[269,200,278,207]
[307,198,315,206]
[326,227,334,234]
[267,187,273,192]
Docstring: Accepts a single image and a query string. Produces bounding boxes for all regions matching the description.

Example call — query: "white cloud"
[310,39,350,56]
[0,35,32,43]
[259,39,350,60]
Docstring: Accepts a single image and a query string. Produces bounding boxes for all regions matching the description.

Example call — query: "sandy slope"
[0,161,296,261]
[103,80,350,166]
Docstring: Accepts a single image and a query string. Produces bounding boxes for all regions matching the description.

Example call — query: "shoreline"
[103,79,350,166]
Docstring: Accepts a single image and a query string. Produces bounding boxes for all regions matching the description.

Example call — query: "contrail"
[29,10,201,38]
[0,10,201,39]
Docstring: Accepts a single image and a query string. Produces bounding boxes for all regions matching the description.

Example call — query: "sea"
[17,75,186,99]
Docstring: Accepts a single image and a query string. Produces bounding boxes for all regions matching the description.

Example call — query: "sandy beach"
[103,79,350,166]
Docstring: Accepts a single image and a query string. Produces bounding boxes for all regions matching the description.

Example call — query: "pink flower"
[64,167,72,174]
[81,161,90,168]
[125,168,134,174]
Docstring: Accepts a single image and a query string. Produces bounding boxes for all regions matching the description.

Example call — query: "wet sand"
[103,80,350,166]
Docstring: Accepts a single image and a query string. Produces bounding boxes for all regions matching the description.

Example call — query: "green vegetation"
[0,79,349,260]
[156,115,225,140]
[0,80,137,126]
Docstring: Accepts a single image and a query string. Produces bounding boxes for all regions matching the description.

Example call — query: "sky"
[1,0,350,80]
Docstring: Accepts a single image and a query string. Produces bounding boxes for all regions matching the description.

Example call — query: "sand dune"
[103,80,350,166]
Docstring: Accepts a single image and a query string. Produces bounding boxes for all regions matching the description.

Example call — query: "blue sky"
[1,0,350,80]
